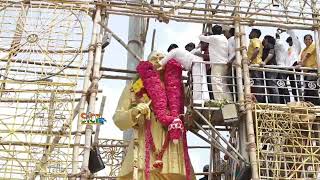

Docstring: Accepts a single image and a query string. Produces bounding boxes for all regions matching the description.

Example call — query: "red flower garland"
[136,59,191,180]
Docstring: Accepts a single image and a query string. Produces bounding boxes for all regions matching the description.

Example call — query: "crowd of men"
[160,25,319,105]
[248,28,319,105]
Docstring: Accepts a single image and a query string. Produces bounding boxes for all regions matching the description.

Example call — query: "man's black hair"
[185,42,196,51]
[229,28,235,37]
[203,164,209,172]
[212,25,223,35]
[167,44,178,52]
[264,35,276,45]
[252,28,262,38]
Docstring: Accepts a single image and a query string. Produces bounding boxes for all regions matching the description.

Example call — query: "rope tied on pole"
[157,12,170,23]
[233,15,241,22]
[312,23,320,31]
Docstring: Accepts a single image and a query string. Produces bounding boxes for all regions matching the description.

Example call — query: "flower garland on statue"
[136,59,191,180]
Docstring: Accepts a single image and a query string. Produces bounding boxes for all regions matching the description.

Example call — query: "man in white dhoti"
[275,29,301,103]
[159,43,210,104]
[199,25,233,101]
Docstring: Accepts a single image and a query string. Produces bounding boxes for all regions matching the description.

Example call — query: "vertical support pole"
[71,6,99,177]
[233,16,248,163]
[314,29,320,75]
[80,3,104,178]
[239,25,259,179]
[310,0,320,75]
[93,96,106,145]
[93,9,108,146]
[214,134,221,180]
[209,130,214,180]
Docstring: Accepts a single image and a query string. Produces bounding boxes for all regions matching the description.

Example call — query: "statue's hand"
[131,103,150,127]
[132,103,150,116]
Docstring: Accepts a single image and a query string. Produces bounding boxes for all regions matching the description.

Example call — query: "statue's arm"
[113,85,144,130]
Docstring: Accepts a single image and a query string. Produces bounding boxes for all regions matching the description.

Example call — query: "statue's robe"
[113,84,196,180]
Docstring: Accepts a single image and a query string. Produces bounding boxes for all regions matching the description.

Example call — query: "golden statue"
[113,51,196,180]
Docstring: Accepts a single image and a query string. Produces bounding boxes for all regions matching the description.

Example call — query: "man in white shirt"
[275,29,301,103]
[225,28,236,100]
[199,25,233,101]
[227,28,236,64]
[159,43,210,103]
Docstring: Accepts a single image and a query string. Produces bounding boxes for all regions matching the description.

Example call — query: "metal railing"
[188,61,320,106]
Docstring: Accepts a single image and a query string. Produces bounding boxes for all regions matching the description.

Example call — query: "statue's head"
[147,51,164,70]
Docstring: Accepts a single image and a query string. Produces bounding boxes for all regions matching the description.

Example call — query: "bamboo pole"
[80,4,103,178]
[7,0,318,18]
[100,9,315,30]
[316,29,320,75]
[93,96,106,145]
[311,1,320,75]
[209,129,213,180]
[239,25,259,179]
[234,2,248,165]
[71,5,101,179]
[98,1,317,21]
[93,10,108,146]
[5,0,319,26]
[98,2,318,23]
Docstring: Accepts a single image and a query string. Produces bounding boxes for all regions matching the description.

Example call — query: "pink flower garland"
[136,59,191,180]
[164,60,183,117]
[136,61,175,126]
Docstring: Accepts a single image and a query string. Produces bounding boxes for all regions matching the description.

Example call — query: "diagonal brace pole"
[194,109,247,163]
[192,122,240,164]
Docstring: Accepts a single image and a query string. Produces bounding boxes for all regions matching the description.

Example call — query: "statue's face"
[148,51,164,69]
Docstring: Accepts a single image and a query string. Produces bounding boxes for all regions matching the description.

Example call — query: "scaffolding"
[0,0,320,179]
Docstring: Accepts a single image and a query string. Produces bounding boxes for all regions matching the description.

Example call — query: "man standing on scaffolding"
[247,28,264,102]
[275,29,301,104]
[261,35,280,103]
[198,25,233,101]
[160,43,210,104]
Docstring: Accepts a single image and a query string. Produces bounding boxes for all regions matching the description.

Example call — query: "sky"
[97,14,314,178]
